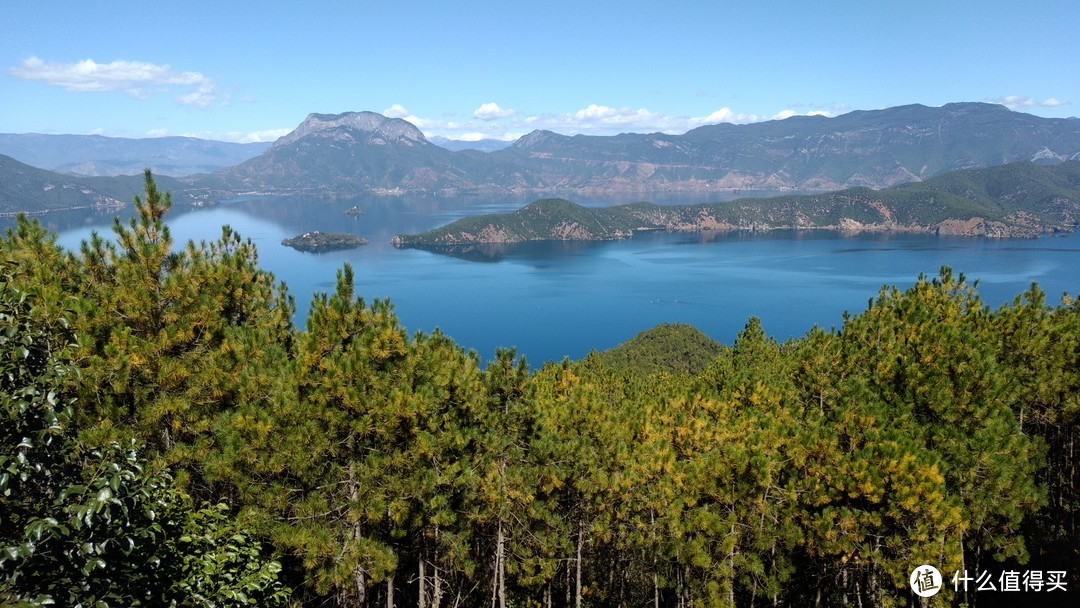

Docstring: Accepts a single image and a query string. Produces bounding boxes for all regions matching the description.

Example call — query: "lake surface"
[10,194,1080,366]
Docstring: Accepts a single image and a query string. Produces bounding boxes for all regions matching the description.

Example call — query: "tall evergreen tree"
[835,270,1042,603]
[70,170,293,490]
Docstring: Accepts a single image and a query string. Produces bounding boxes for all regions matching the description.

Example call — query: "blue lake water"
[13,194,1080,366]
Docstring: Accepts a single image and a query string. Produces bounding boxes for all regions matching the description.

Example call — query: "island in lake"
[282,231,368,253]
[392,161,1080,246]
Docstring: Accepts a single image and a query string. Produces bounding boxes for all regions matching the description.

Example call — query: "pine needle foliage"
[2,172,1076,607]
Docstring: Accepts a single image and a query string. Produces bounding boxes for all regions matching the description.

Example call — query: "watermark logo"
[910,565,943,598]
[952,569,1068,592]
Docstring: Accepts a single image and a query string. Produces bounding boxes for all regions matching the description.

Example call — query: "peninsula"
[393,161,1080,246]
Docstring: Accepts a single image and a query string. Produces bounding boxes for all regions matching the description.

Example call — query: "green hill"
[595,323,723,376]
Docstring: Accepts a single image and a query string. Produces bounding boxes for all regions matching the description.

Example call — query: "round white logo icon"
[910,564,943,598]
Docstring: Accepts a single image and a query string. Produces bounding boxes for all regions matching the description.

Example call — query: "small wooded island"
[281,231,368,253]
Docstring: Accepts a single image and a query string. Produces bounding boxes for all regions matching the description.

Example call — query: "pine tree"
[994,285,1080,589]
[70,170,292,490]
[833,269,1042,604]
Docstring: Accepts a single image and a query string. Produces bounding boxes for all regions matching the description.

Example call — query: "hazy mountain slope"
[0,133,270,177]
[429,136,512,152]
[0,154,184,214]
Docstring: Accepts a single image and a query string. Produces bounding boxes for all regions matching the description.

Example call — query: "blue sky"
[2,0,1077,143]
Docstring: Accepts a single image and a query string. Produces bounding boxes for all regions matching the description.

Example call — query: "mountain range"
[196,103,1080,198]
[3,102,1080,213]
[0,133,270,177]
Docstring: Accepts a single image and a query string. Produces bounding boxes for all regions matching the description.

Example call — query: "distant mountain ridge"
[4,102,1080,212]
[0,133,269,177]
[393,161,1080,245]
[192,103,1080,197]
[0,154,184,215]
[428,135,512,153]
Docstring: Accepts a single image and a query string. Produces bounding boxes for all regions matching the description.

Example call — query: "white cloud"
[383,104,411,118]
[145,128,170,138]
[688,107,740,126]
[218,129,292,143]
[991,95,1071,110]
[521,104,832,135]
[993,95,1038,109]
[573,104,616,120]
[569,105,669,127]
[382,104,444,131]
[235,128,292,143]
[522,105,678,134]
[177,82,216,108]
[457,132,491,142]
[10,56,217,107]
[177,128,291,143]
[474,102,515,120]
[393,102,841,141]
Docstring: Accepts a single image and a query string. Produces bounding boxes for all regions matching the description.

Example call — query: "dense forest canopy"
[2,172,1077,607]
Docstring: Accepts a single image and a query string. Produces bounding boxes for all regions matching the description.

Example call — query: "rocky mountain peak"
[273,111,427,148]
[511,129,563,149]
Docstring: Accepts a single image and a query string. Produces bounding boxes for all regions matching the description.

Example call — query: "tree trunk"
[433,562,443,608]
[387,573,394,608]
[960,530,967,608]
[420,558,427,608]
[565,558,572,607]
[491,513,504,608]
[354,568,366,608]
[492,458,507,608]
[576,519,584,608]
[349,462,366,606]
[651,510,660,608]
[726,521,737,608]
[498,544,506,608]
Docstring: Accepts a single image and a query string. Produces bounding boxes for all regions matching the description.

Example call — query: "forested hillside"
[2,173,1077,607]
[0,153,188,214]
